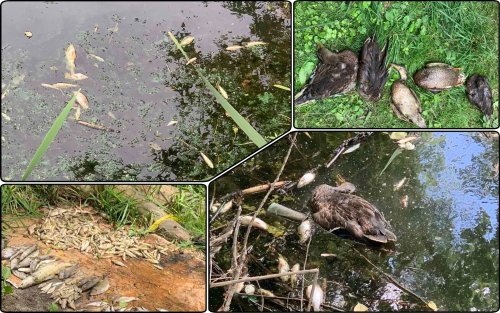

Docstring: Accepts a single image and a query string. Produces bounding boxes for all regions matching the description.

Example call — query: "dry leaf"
[353,303,369,312]
[226,45,244,51]
[65,72,88,80]
[216,84,228,99]
[75,92,89,109]
[243,41,267,47]
[167,120,177,126]
[180,36,194,46]
[24,31,33,39]
[200,152,214,168]
[186,57,197,65]
[427,301,438,311]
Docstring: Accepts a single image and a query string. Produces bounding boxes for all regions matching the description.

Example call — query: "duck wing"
[466,75,493,116]
[358,35,389,102]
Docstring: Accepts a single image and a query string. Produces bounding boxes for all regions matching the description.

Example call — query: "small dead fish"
[180,36,195,46]
[278,255,290,282]
[108,111,116,119]
[306,284,324,311]
[74,91,89,109]
[80,277,100,291]
[59,264,78,279]
[19,244,37,261]
[28,224,37,235]
[19,261,72,288]
[297,219,313,244]
[216,84,229,99]
[2,247,16,259]
[243,41,267,47]
[200,152,214,168]
[17,267,31,273]
[239,216,268,231]
[401,195,409,208]
[88,53,104,62]
[167,120,177,126]
[112,260,126,267]
[256,288,275,297]
[35,259,56,271]
[65,72,88,80]
[149,142,162,151]
[77,120,117,132]
[13,270,28,279]
[65,44,76,73]
[186,57,196,65]
[41,83,78,91]
[114,296,138,304]
[1,112,11,121]
[244,284,255,295]
[290,263,300,288]
[343,143,360,154]
[74,106,81,120]
[226,45,244,51]
[393,177,407,191]
[297,171,316,188]
[90,276,110,295]
[399,141,415,150]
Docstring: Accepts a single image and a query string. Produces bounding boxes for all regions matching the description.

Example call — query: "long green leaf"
[22,90,80,180]
[167,32,267,148]
[378,147,403,177]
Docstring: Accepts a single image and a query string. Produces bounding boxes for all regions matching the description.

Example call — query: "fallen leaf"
[243,41,267,47]
[75,91,89,109]
[186,57,197,65]
[24,31,33,39]
[65,72,88,80]
[273,84,291,91]
[200,152,214,168]
[216,84,229,99]
[180,36,194,46]
[427,301,438,311]
[167,120,177,126]
[353,303,369,312]
[226,45,244,51]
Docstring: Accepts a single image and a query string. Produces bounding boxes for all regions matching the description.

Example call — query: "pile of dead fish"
[2,243,110,310]
[30,207,168,269]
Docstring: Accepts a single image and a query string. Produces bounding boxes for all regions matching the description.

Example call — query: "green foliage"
[1,186,44,216]
[86,187,142,227]
[1,266,13,295]
[49,303,59,312]
[295,1,499,128]
[167,185,206,240]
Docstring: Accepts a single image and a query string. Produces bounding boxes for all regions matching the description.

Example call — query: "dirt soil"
[1,211,205,312]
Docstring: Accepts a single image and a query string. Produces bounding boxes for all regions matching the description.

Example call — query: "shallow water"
[1,1,291,181]
[210,132,499,311]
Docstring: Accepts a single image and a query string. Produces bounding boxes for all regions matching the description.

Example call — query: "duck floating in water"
[357,35,389,102]
[308,183,397,244]
[390,64,426,128]
[295,43,358,105]
[413,63,466,93]
[466,74,493,117]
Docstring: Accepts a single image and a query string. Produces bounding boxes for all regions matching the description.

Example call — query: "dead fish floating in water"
[65,44,76,74]
[75,91,89,109]
[277,255,290,282]
[297,219,313,244]
[244,284,256,295]
[414,63,466,93]
[290,263,300,288]
[226,45,244,51]
[306,283,324,311]
[466,74,493,117]
[297,171,316,188]
[239,216,269,231]
[393,177,407,191]
[65,72,88,80]
[180,36,195,47]
[41,83,78,91]
[295,43,358,105]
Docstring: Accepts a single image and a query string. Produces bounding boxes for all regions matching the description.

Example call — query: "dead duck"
[466,74,493,117]
[295,43,358,105]
[308,183,397,244]
[390,64,426,128]
[414,63,466,93]
[357,35,389,102]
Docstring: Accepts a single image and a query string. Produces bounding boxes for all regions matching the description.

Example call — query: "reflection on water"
[1,1,291,181]
[210,132,499,311]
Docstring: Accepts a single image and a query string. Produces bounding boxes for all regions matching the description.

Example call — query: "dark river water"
[1,1,291,181]
[210,132,499,312]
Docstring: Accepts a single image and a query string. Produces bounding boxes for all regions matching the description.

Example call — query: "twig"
[220,134,298,311]
[211,268,319,288]
[230,205,243,272]
[353,248,429,307]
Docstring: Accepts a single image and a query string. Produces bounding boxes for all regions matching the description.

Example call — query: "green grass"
[294,1,499,128]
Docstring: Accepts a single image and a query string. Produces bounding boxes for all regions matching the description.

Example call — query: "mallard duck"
[414,63,466,93]
[466,74,493,117]
[390,64,426,128]
[295,43,358,105]
[308,184,396,244]
[357,35,389,102]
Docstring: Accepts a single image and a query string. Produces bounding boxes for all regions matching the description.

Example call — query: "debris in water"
[1,112,11,121]
[277,255,290,282]
[343,143,361,154]
[244,284,255,295]
[393,177,407,191]
[74,106,81,120]
[297,171,316,188]
[41,83,78,91]
[88,53,104,62]
[186,57,196,65]
[200,152,214,168]
[75,91,89,109]
[108,111,116,119]
[306,284,324,311]
[400,195,409,208]
[243,41,267,47]
[180,36,195,46]
[24,31,33,39]
[167,120,177,126]
[290,263,300,287]
[353,302,369,311]
[65,72,88,80]
[149,142,162,151]
[297,219,313,244]
[239,216,268,230]
[65,44,77,74]
[226,45,244,51]
[77,120,117,132]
